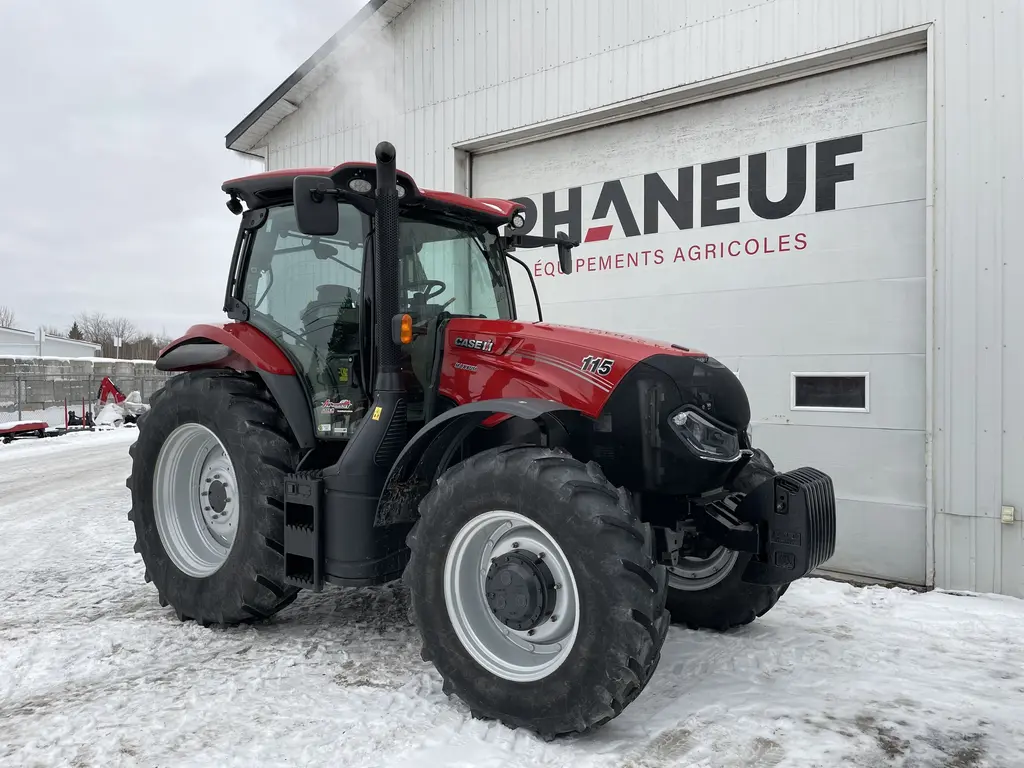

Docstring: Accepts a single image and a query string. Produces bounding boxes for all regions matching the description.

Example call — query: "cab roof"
[222,162,524,228]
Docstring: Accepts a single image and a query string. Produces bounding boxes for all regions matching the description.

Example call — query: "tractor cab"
[223,160,571,443]
[235,187,517,439]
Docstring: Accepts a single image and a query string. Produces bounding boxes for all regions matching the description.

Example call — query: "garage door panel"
[542,277,925,357]
[516,199,925,309]
[753,423,926,508]
[822,499,927,585]
[521,120,926,245]
[722,353,926,432]
[824,122,926,212]
[473,54,927,198]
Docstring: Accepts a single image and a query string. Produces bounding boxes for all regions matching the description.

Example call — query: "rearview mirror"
[293,175,340,236]
[556,232,573,275]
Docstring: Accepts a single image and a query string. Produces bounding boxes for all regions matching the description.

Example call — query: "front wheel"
[664,448,788,631]
[666,549,786,631]
[405,445,670,739]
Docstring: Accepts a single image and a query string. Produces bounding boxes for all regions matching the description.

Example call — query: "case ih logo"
[508,135,863,244]
[454,336,495,352]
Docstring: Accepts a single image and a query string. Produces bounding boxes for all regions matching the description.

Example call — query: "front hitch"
[690,467,837,586]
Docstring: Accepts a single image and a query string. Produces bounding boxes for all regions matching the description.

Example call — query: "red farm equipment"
[126,142,837,738]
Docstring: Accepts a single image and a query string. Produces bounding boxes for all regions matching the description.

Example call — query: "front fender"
[373,398,579,527]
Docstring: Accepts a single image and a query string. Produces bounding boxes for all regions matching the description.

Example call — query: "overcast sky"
[0,1,362,338]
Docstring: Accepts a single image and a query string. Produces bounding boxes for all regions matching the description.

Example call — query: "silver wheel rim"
[153,423,240,578]
[668,547,739,592]
[443,510,581,682]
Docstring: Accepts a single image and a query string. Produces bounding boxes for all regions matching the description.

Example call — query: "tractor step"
[737,467,837,586]
[282,472,325,591]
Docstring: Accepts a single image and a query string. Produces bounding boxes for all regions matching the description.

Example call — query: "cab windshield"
[242,203,513,328]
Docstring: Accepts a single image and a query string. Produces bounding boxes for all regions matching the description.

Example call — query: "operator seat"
[295,284,363,396]
[300,284,361,353]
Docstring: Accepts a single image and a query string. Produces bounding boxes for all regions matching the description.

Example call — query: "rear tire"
[126,370,300,625]
[406,445,670,739]
[665,448,788,631]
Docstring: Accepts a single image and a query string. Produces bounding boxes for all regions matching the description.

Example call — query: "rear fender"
[373,398,579,527]
[155,323,316,452]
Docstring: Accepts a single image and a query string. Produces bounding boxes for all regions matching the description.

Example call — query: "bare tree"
[43,325,66,338]
[0,305,15,328]
[108,316,140,346]
[70,310,169,359]
[74,311,111,344]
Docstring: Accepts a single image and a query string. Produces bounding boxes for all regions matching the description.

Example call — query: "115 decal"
[580,355,614,375]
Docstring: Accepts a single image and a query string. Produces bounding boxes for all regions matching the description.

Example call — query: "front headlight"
[669,408,741,463]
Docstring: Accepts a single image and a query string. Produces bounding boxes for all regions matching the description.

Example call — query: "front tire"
[126,370,300,625]
[665,448,788,631]
[406,445,670,739]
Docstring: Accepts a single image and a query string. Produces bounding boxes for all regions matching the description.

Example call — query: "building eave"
[225,0,416,153]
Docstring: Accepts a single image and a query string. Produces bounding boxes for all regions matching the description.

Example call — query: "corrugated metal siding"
[259,0,1024,596]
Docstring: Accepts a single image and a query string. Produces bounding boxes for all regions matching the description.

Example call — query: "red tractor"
[128,142,836,738]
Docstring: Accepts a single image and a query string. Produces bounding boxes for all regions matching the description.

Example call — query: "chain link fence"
[0,363,175,425]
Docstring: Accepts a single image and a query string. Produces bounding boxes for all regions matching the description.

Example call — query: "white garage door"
[471,53,928,586]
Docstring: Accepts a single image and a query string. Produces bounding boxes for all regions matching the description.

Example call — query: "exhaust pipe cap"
[375,141,396,164]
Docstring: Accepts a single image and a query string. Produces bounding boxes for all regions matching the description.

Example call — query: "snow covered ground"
[2,432,1023,767]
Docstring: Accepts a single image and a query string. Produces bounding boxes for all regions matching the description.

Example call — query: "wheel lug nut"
[550,614,557,621]
[511,542,519,549]
[527,629,535,636]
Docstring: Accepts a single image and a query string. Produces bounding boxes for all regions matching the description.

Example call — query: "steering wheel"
[406,279,447,302]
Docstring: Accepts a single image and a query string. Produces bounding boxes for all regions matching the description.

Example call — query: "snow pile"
[93,403,125,428]
[1,437,1023,766]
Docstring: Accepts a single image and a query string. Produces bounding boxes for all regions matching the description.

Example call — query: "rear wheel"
[126,370,300,625]
[406,445,670,739]
[665,448,788,631]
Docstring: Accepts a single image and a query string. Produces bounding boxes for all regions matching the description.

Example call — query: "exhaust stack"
[372,141,402,394]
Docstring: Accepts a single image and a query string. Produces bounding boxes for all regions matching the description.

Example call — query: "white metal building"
[226,0,1024,597]
[0,327,100,358]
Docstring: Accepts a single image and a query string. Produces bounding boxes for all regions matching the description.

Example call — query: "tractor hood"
[438,318,750,434]
[514,322,705,360]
